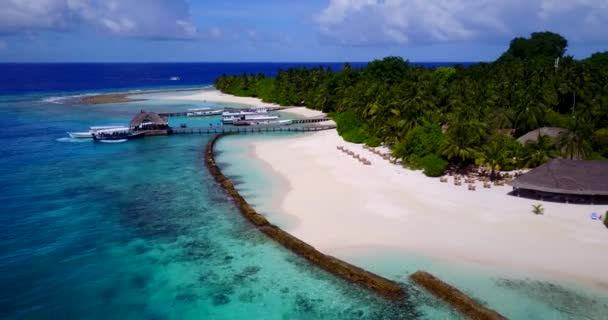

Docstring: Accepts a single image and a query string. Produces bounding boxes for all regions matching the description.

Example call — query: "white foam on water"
[99,139,127,144]
[56,137,92,143]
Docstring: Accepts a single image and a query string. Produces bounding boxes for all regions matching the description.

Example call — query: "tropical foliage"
[216,32,608,177]
[532,204,544,215]
[421,154,448,177]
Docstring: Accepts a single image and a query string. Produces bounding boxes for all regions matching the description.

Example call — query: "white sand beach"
[170,89,280,107]
[177,89,608,288]
[250,128,608,289]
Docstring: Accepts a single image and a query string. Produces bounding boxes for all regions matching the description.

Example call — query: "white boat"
[170,76,180,81]
[186,108,223,117]
[222,108,268,117]
[90,126,127,131]
[223,114,279,124]
[234,119,292,126]
[92,127,145,142]
[68,132,94,138]
[67,125,128,139]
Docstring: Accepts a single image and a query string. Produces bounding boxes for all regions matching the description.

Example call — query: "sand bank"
[250,129,608,289]
[80,87,208,104]
[167,90,326,118]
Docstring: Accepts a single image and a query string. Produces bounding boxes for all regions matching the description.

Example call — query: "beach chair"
[440,177,448,183]
[468,184,476,191]
[483,182,492,188]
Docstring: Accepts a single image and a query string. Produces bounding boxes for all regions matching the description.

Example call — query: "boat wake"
[56,137,91,143]
[99,139,127,144]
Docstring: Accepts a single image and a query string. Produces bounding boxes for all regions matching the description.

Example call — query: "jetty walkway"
[168,123,336,135]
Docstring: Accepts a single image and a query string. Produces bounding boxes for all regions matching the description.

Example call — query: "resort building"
[512,159,608,204]
[129,111,169,131]
[517,127,568,144]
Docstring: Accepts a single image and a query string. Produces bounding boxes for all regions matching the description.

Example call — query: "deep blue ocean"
[0,62,472,95]
[1,63,606,320]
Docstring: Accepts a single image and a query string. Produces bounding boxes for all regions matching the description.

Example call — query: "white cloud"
[0,0,199,40]
[315,0,608,46]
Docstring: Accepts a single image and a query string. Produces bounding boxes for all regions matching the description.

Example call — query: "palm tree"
[522,135,558,167]
[476,142,511,180]
[441,118,486,164]
[532,204,544,215]
[559,125,592,160]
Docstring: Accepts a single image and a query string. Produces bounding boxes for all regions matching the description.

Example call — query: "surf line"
[204,133,404,299]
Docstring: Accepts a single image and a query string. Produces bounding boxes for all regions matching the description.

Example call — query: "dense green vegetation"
[216,32,608,177]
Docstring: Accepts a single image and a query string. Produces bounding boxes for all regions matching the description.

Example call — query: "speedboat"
[186,108,223,117]
[67,125,128,139]
[223,114,279,124]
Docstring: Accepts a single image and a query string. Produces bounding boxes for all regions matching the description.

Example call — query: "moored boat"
[186,108,223,117]
[223,114,279,124]
[221,108,268,117]
[92,127,145,142]
[233,119,292,126]
[67,125,128,139]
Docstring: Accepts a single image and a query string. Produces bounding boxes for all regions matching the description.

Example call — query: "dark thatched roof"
[129,112,167,127]
[517,127,568,144]
[512,159,608,196]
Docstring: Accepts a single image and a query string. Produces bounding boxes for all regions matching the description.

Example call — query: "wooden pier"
[167,123,336,135]
[132,110,336,137]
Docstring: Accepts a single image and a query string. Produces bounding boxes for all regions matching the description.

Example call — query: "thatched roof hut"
[512,159,608,196]
[129,111,168,130]
[517,127,568,144]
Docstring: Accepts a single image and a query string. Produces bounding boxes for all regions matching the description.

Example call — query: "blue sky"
[0,0,607,62]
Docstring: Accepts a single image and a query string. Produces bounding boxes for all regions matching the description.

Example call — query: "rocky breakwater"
[204,134,405,300]
[411,271,507,320]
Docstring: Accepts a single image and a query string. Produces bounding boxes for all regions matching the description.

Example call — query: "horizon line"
[0,60,483,64]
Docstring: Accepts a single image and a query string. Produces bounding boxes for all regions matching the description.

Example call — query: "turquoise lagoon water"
[2,91,608,319]
[0,93,448,319]
[217,134,608,320]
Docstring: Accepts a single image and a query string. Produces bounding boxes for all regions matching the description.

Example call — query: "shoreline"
[248,129,608,292]
[204,134,406,299]
[207,133,508,319]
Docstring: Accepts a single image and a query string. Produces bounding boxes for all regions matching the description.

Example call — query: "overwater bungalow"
[512,159,608,204]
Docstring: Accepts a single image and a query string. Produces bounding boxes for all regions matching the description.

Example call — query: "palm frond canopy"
[129,112,168,128]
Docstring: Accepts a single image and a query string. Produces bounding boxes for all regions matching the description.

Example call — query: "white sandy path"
[251,129,608,289]
[167,89,325,118]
